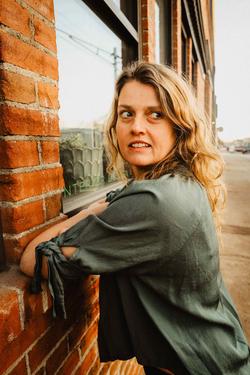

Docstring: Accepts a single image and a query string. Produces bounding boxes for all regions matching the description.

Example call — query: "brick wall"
[186,38,193,84]
[0,1,144,374]
[172,0,182,74]
[0,0,63,264]
[141,0,156,62]
[196,62,206,110]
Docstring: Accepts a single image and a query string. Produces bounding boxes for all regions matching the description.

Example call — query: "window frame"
[181,24,188,76]
[57,0,139,215]
[157,0,172,65]
[82,0,138,65]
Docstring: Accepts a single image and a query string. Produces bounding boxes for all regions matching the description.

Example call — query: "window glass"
[181,31,187,75]
[54,0,123,207]
[156,0,171,65]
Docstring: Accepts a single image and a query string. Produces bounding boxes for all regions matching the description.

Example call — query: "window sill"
[63,181,124,217]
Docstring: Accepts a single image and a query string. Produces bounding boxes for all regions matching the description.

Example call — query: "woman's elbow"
[20,244,36,277]
[20,245,48,279]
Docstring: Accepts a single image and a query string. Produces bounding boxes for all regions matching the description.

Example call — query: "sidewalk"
[220,152,250,341]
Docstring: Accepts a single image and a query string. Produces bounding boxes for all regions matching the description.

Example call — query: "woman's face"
[116,80,176,179]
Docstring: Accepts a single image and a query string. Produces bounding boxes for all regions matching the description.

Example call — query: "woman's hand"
[87,199,109,216]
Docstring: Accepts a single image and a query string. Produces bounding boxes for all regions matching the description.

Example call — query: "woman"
[20,62,250,375]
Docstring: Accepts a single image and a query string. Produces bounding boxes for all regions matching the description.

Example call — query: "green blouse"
[31,172,250,374]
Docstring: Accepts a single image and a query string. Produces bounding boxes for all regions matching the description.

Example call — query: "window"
[156,0,172,65]
[181,25,187,76]
[54,0,138,213]
[191,46,198,92]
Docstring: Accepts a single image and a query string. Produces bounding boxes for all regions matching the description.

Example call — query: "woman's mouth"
[129,142,151,148]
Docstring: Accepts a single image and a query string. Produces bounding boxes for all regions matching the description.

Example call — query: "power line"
[56,27,122,78]
[56,27,122,60]
[57,33,110,65]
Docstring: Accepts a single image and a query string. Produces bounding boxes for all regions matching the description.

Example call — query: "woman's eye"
[150,111,163,119]
[119,111,132,119]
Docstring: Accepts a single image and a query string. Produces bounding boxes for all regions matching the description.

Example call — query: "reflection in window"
[54,0,123,204]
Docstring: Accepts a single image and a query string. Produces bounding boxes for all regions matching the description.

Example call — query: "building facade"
[0,1,215,374]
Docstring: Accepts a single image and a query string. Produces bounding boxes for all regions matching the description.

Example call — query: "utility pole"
[112,47,118,79]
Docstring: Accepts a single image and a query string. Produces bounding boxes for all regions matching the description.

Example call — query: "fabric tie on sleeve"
[30,237,70,319]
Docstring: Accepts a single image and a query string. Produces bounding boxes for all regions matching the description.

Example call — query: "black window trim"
[182,0,207,75]
[82,0,138,45]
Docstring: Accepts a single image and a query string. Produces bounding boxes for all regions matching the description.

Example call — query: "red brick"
[45,193,61,220]
[29,321,69,372]
[68,299,99,351]
[0,287,22,353]
[109,360,122,375]
[0,69,36,104]
[0,105,60,136]
[80,323,98,356]
[4,234,37,264]
[87,357,102,375]
[1,200,44,233]
[138,366,145,375]
[0,266,49,322]
[23,289,44,323]
[0,167,64,201]
[119,361,127,374]
[41,141,59,164]
[38,81,59,109]
[34,17,56,52]
[24,0,55,21]
[0,140,39,168]
[8,357,28,375]
[57,349,80,375]
[4,216,66,263]
[142,44,149,56]
[141,6,148,18]
[0,310,53,375]
[46,337,68,375]
[99,363,111,375]
[141,18,149,30]
[79,344,97,375]
[34,367,45,375]
[142,29,149,43]
[0,30,58,80]
[0,0,32,38]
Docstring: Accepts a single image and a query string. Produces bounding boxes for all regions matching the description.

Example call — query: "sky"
[214,0,250,142]
[54,0,122,128]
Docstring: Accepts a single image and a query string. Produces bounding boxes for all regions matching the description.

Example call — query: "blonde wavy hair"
[105,61,226,224]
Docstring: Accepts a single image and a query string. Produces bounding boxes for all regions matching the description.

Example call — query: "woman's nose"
[130,115,146,134]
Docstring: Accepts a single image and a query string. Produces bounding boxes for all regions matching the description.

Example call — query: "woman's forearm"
[20,199,108,278]
[19,208,91,278]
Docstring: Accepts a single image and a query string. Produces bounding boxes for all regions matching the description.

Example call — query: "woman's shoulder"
[126,170,205,201]
[111,170,208,223]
